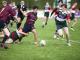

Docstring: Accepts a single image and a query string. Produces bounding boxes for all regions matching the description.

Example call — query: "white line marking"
[70,40,80,44]
[61,39,80,44]
[39,38,80,44]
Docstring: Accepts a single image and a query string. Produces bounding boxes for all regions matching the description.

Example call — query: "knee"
[58,29,63,36]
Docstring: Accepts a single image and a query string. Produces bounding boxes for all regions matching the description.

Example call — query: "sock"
[2,35,9,43]
[11,22,13,27]
[17,23,21,29]
[19,35,25,42]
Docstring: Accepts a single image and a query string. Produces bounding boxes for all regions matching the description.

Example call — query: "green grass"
[0,18,80,60]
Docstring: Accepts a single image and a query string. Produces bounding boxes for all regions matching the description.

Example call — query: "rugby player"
[17,0,27,29]
[42,2,50,28]
[54,4,71,46]
[22,6,38,46]
[0,1,19,49]
[70,2,77,31]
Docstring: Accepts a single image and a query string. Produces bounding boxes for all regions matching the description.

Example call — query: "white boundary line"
[70,40,80,44]
[61,39,80,44]
[39,38,80,44]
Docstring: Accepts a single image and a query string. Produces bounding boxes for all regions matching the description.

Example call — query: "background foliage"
[0,0,80,9]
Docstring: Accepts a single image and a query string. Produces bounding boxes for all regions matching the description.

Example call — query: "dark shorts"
[0,20,6,30]
[10,31,19,41]
[23,24,35,33]
[55,19,67,30]
[44,12,49,17]
[17,11,24,20]
[6,16,14,25]
[70,13,75,20]
[9,16,15,21]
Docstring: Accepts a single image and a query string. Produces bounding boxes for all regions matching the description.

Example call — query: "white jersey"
[56,9,68,21]
[44,3,50,12]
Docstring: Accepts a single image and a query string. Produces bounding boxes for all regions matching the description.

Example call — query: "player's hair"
[58,0,63,3]
[2,0,12,4]
[32,6,38,9]
[2,0,7,4]
[61,4,67,8]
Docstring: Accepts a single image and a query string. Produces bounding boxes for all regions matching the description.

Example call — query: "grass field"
[0,18,80,60]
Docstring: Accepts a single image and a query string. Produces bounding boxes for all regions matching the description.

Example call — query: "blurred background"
[0,0,80,9]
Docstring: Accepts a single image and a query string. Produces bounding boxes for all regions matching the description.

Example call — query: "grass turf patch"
[0,18,80,60]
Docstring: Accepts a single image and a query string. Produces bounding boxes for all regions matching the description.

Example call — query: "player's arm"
[20,8,27,16]
[18,29,29,36]
[50,8,57,17]
[19,31,29,36]
[66,14,71,24]
[8,6,21,22]
[71,2,77,10]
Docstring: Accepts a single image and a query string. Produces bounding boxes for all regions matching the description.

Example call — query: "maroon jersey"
[26,12,37,25]
[0,5,16,22]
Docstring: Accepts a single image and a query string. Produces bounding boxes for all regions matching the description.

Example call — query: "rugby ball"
[40,40,46,46]
[53,34,57,39]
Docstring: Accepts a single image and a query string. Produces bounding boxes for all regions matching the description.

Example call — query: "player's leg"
[9,30,24,44]
[0,31,4,38]
[1,27,11,48]
[63,27,71,46]
[71,17,77,28]
[53,29,64,39]
[17,13,24,29]
[42,16,46,28]
[32,29,38,46]
[53,30,58,39]
[17,24,29,43]
[10,17,15,27]
[42,12,49,28]
[70,13,77,31]
[9,16,15,27]
[17,18,22,29]
[57,29,63,37]
[56,21,64,38]
[18,31,28,43]
[45,12,49,25]
[53,19,60,39]
[45,16,49,25]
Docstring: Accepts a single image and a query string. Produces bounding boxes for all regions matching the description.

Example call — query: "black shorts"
[9,16,15,21]
[0,20,6,30]
[55,19,67,30]
[6,16,15,25]
[10,31,19,42]
[23,24,35,33]
[44,12,49,17]
[17,11,24,20]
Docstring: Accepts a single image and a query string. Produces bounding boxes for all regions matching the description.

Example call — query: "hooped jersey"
[56,9,69,21]
[26,12,37,25]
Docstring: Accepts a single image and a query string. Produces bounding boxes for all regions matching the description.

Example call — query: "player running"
[69,2,77,31]
[0,1,19,49]
[21,6,38,46]
[17,0,27,29]
[54,4,71,46]
[51,1,63,39]
[1,28,28,44]
[42,2,51,28]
